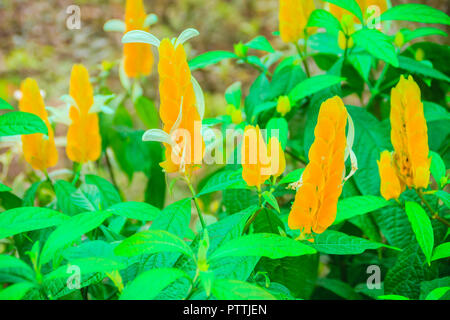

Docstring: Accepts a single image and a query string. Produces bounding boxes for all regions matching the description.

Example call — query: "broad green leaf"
[120,268,188,300]
[307,9,341,34]
[106,201,160,221]
[0,97,14,110]
[0,207,69,239]
[431,242,450,262]
[429,151,446,187]
[40,211,112,265]
[85,174,121,209]
[0,282,36,300]
[225,81,242,108]
[134,96,159,129]
[318,278,362,300]
[209,233,316,262]
[0,111,48,137]
[114,230,194,259]
[398,56,450,82]
[189,51,237,70]
[46,257,127,280]
[266,117,288,149]
[212,278,276,300]
[381,4,450,25]
[425,287,450,300]
[420,277,450,299]
[245,35,274,53]
[378,294,409,300]
[399,27,448,43]
[288,75,344,103]
[352,29,399,67]
[269,64,306,99]
[0,254,35,283]
[278,168,304,185]
[261,192,280,213]
[405,201,434,265]
[435,191,450,208]
[0,182,11,192]
[334,195,390,224]
[311,230,399,255]
[53,180,85,216]
[323,0,363,23]
[197,168,249,196]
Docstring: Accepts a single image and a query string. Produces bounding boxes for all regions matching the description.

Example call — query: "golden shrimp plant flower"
[66,64,102,164]
[123,28,206,177]
[123,0,154,78]
[288,96,357,236]
[279,0,315,43]
[18,78,58,171]
[377,151,403,200]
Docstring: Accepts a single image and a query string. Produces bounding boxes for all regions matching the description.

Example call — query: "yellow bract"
[19,78,58,171]
[279,0,315,43]
[158,38,204,177]
[123,0,153,78]
[66,64,102,164]
[377,151,403,200]
[276,96,291,116]
[268,137,286,178]
[288,96,348,235]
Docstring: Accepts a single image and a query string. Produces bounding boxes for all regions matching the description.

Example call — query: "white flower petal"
[142,129,174,145]
[143,14,158,28]
[122,30,160,47]
[175,28,199,47]
[191,76,205,120]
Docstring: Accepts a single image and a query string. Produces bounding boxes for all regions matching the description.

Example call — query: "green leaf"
[197,168,249,196]
[318,278,362,300]
[53,180,85,216]
[0,97,14,110]
[334,196,390,224]
[0,254,35,283]
[40,211,112,265]
[431,242,450,262]
[352,29,399,67]
[405,201,434,265]
[209,233,316,262]
[0,207,69,239]
[266,117,288,149]
[106,201,160,221]
[398,56,450,82]
[225,81,242,108]
[425,287,450,300]
[381,4,450,25]
[0,182,11,192]
[0,282,36,300]
[189,51,237,70]
[311,230,399,255]
[323,0,363,23]
[114,230,194,259]
[429,151,446,187]
[435,191,450,208]
[307,9,341,34]
[0,111,48,137]
[134,96,159,129]
[120,268,188,300]
[378,294,410,300]
[261,192,280,213]
[400,27,448,43]
[278,168,304,185]
[245,35,274,53]
[288,75,344,103]
[420,277,450,299]
[269,64,306,99]
[212,278,276,300]
[85,174,121,209]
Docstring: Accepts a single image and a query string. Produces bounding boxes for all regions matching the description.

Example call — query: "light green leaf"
[0,182,11,192]
[334,196,390,224]
[212,278,276,300]
[225,81,242,108]
[114,230,194,259]
[106,201,160,221]
[189,51,237,70]
[398,56,450,82]
[429,151,446,188]
[0,111,48,137]
[435,191,450,208]
[425,287,450,300]
[0,207,69,239]
[378,294,410,300]
[209,233,316,262]
[120,268,188,300]
[197,169,250,196]
[134,96,159,129]
[0,97,14,110]
[311,230,399,255]
[405,201,434,265]
[0,282,36,300]
[381,4,450,25]
[245,36,274,53]
[323,0,363,23]
[278,168,304,185]
[0,254,35,283]
[288,75,344,103]
[307,9,341,34]
[266,117,288,149]
[40,211,112,265]
[431,242,450,262]
[400,27,447,43]
[352,29,399,67]
[262,191,280,213]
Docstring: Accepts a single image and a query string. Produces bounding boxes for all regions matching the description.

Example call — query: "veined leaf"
[352,29,399,67]
[288,75,344,103]
[398,56,450,82]
[307,9,341,34]
[212,278,276,300]
[0,254,35,283]
[278,168,304,185]
[106,201,160,221]
[429,151,446,188]
[405,201,434,265]
[323,0,363,23]
[208,233,316,262]
[0,111,48,137]
[334,195,390,224]
[0,207,69,239]
[261,192,280,213]
[197,168,250,196]
[0,282,36,300]
[381,4,450,25]
[431,242,450,262]
[425,287,450,300]
[245,35,274,53]
[189,51,237,70]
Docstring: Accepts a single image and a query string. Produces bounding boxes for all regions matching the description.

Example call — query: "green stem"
[367,63,388,112]
[185,176,206,230]
[416,189,450,228]
[72,163,82,186]
[295,42,311,78]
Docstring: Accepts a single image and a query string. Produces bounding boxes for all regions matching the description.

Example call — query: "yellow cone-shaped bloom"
[158,38,204,176]
[288,96,347,235]
[241,125,272,188]
[123,0,153,78]
[268,137,286,178]
[377,151,404,200]
[390,75,430,189]
[66,64,101,164]
[279,0,315,43]
[19,78,58,171]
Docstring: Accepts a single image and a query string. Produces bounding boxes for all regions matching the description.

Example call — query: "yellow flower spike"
[157,38,204,177]
[276,96,291,117]
[288,96,348,235]
[18,78,58,171]
[66,64,102,164]
[338,31,354,50]
[231,108,243,125]
[377,150,404,200]
[241,125,272,188]
[123,0,153,78]
[390,75,431,189]
[268,137,286,178]
[279,0,315,43]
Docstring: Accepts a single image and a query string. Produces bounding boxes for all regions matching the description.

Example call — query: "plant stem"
[416,189,450,228]
[295,42,311,78]
[104,149,119,189]
[72,163,82,186]
[366,63,388,112]
[185,176,206,230]
[242,208,263,235]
